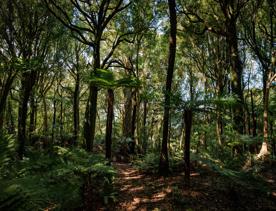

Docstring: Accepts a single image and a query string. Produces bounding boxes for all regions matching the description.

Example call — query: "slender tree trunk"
[135,37,142,149]
[216,83,224,145]
[250,90,257,137]
[257,2,275,158]
[136,96,141,150]
[142,100,148,152]
[52,94,57,143]
[59,92,63,137]
[183,61,194,185]
[131,91,137,139]
[18,71,37,159]
[42,95,48,134]
[105,89,114,161]
[179,115,185,149]
[73,72,80,144]
[216,110,223,146]
[270,119,274,157]
[258,81,270,158]
[168,112,172,154]
[130,91,137,154]
[184,109,192,186]
[150,114,154,146]
[159,0,177,176]
[246,104,251,136]
[122,85,135,155]
[123,88,133,138]
[29,92,36,137]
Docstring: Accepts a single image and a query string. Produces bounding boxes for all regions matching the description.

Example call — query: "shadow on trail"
[113,162,193,211]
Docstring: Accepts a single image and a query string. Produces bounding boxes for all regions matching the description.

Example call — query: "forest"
[0,0,276,210]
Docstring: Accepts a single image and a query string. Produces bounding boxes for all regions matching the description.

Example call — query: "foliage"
[88,68,141,89]
[133,152,160,174]
[0,134,17,171]
[0,135,116,210]
[89,68,115,88]
[133,150,183,174]
[192,151,270,193]
[0,0,275,209]
[115,76,141,88]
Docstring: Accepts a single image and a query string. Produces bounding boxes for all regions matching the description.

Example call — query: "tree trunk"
[105,89,114,161]
[29,92,36,138]
[0,73,16,131]
[42,95,48,134]
[250,90,257,137]
[84,85,98,151]
[227,20,244,134]
[220,1,244,134]
[135,37,142,150]
[159,0,177,176]
[216,110,223,146]
[179,116,185,149]
[150,114,154,144]
[245,104,251,136]
[18,71,37,159]
[131,91,137,139]
[257,2,275,158]
[142,100,148,152]
[136,94,141,150]
[216,82,224,145]
[258,81,270,158]
[73,72,80,144]
[184,109,192,186]
[52,97,57,143]
[270,119,274,157]
[123,87,133,138]
[83,40,100,152]
[59,92,63,137]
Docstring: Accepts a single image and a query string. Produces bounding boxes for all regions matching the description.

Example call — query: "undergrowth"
[0,134,116,211]
[132,143,271,196]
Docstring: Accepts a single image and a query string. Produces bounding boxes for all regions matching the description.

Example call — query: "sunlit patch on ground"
[128,186,145,192]
[190,172,200,176]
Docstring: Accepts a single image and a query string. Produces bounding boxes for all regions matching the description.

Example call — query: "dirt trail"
[111,162,276,211]
[113,162,173,211]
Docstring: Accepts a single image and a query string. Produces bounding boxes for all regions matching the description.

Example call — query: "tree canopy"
[0,0,276,210]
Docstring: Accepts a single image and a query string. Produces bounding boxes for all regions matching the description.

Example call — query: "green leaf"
[88,68,141,89]
[89,68,115,88]
[115,76,141,88]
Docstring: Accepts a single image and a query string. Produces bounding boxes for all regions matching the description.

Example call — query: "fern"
[133,152,160,173]
[192,152,270,193]
[0,138,116,211]
[0,134,16,168]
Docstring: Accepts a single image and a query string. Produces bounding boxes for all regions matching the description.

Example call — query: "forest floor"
[104,162,276,211]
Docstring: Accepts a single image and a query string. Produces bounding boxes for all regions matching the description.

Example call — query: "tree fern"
[0,134,16,169]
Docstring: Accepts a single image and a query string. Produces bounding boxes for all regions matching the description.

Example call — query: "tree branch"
[44,0,95,48]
